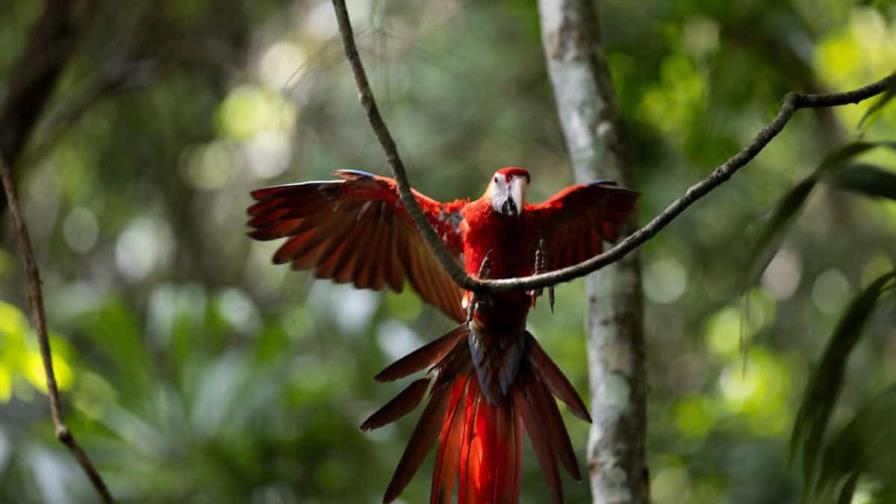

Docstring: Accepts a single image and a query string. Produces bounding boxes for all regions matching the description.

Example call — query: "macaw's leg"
[531,237,555,313]
[467,249,494,323]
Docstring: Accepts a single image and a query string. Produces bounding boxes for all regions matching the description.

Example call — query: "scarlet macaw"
[247,167,638,503]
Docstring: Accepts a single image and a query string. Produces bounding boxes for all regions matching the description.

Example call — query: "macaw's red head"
[488,167,530,217]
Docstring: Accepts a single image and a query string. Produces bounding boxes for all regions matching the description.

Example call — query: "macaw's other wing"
[247,170,467,322]
[527,181,639,271]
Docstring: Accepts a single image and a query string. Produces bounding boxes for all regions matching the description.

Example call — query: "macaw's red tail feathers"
[382,380,453,503]
[524,369,581,480]
[526,332,591,423]
[514,366,582,504]
[375,325,468,382]
[368,325,472,503]
[430,376,468,504]
[455,382,521,504]
[361,378,431,431]
[368,325,588,504]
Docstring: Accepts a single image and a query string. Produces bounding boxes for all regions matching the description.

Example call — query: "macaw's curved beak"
[507,176,526,216]
[501,197,518,216]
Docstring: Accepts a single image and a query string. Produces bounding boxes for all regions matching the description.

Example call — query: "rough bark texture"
[537,1,649,503]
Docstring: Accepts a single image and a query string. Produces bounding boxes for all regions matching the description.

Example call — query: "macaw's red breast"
[460,199,536,328]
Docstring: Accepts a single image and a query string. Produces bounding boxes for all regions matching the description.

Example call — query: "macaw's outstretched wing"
[527,181,639,271]
[248,170,467,322]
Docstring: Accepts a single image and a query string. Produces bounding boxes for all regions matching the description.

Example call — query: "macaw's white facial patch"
[491,173,528,216]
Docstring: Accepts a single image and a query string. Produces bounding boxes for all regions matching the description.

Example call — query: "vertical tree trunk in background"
[538,1,648,503]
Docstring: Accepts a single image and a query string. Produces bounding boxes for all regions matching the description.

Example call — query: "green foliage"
[828,163,896,200]
[745,142,896,286]
[858,87,896,130]
[0,302,74,400]
[791,271,896,502]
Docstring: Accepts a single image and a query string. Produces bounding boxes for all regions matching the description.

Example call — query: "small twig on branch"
[0,158,115,503]
[330,0,895,295]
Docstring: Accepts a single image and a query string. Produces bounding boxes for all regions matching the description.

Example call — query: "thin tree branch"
[329,0,895,294]
[0,1,115,498]
[330,0,472,289]
[0,157,115,502]
[485,74,896,293]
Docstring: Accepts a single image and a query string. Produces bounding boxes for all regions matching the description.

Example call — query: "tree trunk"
[537,1,648,503]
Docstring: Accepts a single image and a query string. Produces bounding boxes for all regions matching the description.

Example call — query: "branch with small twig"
[0,0,114,499]
[0,157,115,502]
[331,0,895,295]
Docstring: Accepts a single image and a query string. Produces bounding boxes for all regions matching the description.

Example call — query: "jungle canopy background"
[1,0,895,503]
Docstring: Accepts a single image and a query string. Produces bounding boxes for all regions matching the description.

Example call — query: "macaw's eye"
[494,176,499,183]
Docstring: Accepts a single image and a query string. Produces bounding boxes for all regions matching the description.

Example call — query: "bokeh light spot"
[257,40,307,88]
[216,85,297,141]
[62,206,99,254]
[114,217,173,281]
[811,268,851,314]
[704,307,741,357]
[245,131,292,179]
[376,321,421,363]
[645,257,688,304]
[181,141,237,190]
[761,248,802,300]
[674,396,716,438]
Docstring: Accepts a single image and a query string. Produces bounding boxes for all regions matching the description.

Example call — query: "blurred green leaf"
[815,386,896,503]
[78,299,152,402]
[746,142,896,285]
[835,472,858,504]
[746,177,815,283]
[857,86,895,131]
[827,163,896,200]
[791,270,896,501]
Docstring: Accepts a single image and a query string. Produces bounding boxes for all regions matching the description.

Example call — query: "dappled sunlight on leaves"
[215,85,297,141]
[638,54,708,141]
[718,349,792,437]
[0,302,75,401]
[816,8,896,128]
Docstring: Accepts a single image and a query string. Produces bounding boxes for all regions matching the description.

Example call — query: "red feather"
[526,332,591,422]
[383,381,453,503]
[247,172,467,321]
[361,378,431,431]
[430,377,468,504]
[515,378,563,504]
[375,325,467,382]
[526,181,639,271]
